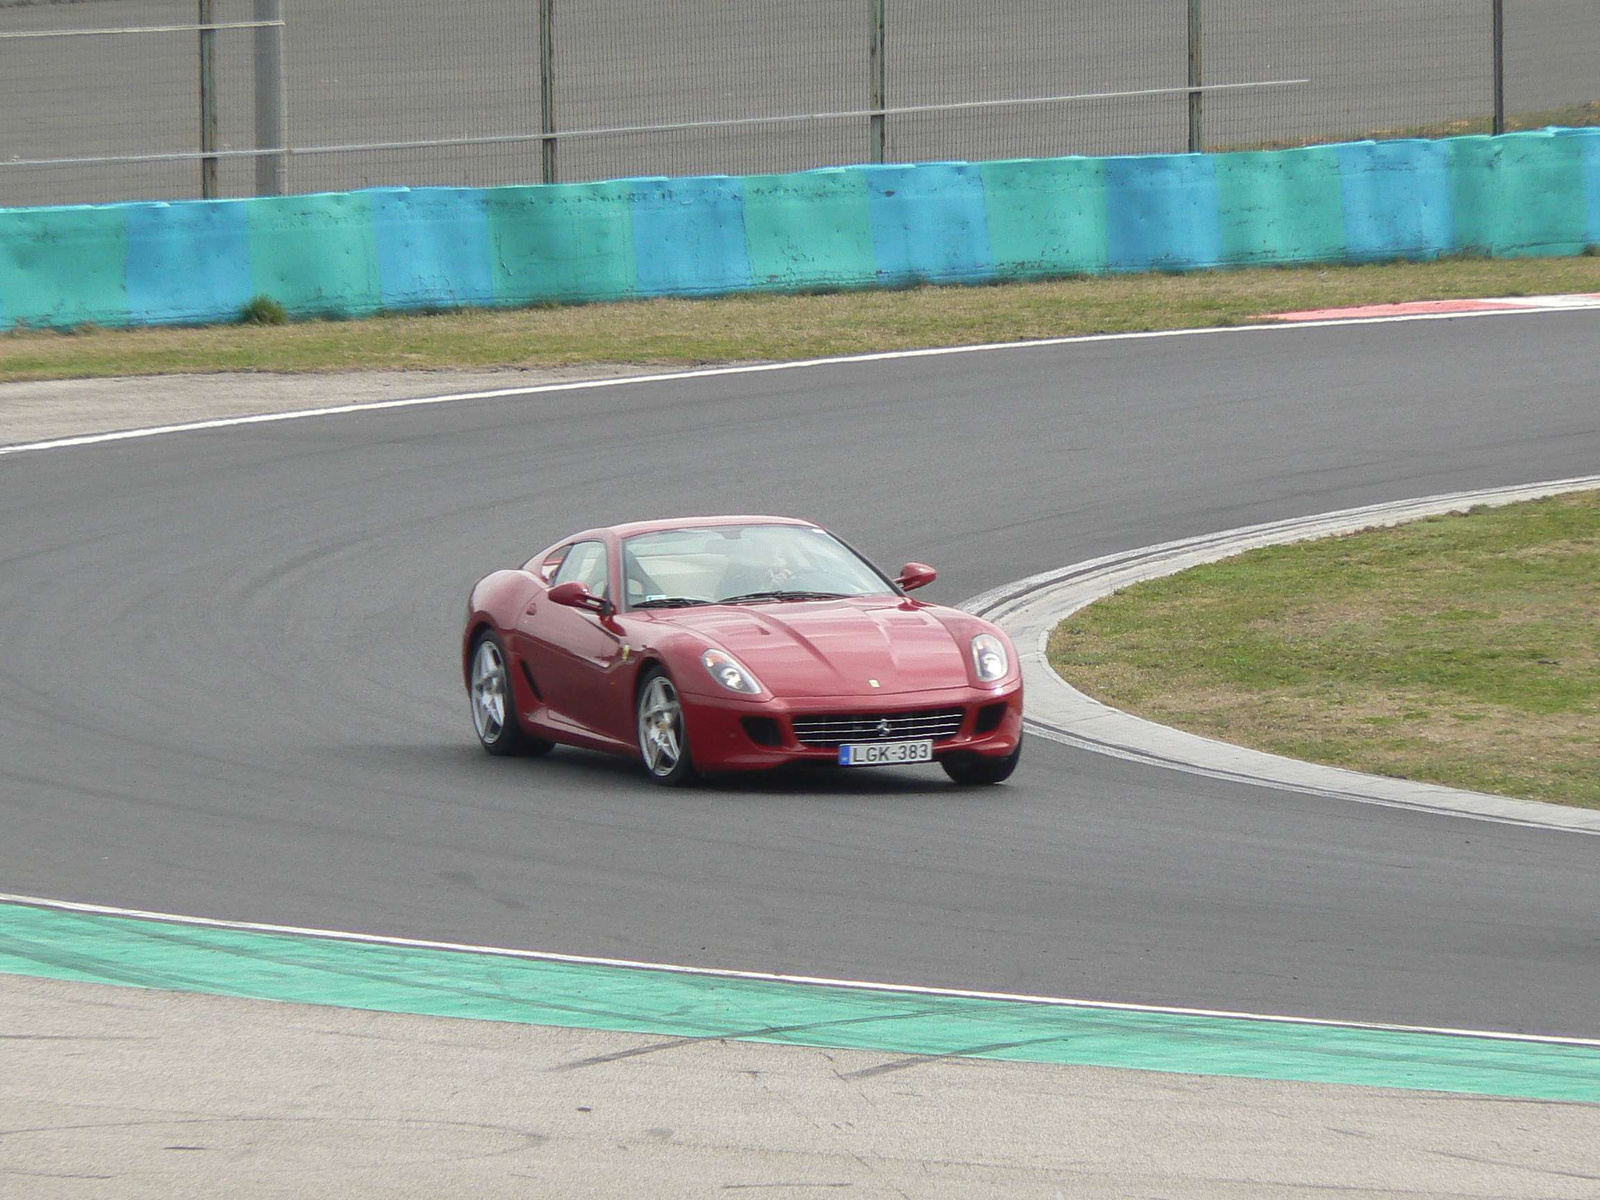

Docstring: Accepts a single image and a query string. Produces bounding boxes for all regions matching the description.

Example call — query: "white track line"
[5,891,1599,1049]
[4,301,1598,459]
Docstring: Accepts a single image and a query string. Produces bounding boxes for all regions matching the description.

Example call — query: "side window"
[539,547,569,581]
[550,540,609,599]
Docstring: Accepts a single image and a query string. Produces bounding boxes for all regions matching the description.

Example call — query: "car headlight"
[703,648,764,695]
[971,633,1009,683]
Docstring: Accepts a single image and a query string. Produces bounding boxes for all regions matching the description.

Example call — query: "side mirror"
[548,581,613,615]
[895,562,937,592]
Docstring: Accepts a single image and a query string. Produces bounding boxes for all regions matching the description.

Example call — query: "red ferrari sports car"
[462,516,1023,786]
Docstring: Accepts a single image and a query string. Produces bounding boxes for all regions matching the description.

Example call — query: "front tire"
[469,632,551,757]
[637,667,697,786]
[941,742,1021,786]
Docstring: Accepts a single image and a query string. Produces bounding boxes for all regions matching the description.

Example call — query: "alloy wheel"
[638,675,684,777]
[470,638,508,744]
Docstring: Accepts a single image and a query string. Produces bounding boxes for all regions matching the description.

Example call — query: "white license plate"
[838,739,933,766]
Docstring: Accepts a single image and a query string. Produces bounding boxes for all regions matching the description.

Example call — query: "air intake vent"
[974,702,1008,734]
[741,717,783,747]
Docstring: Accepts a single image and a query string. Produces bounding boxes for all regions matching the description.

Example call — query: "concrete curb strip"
[965,475,1600,836]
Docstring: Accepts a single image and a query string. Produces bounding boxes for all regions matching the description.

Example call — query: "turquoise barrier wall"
[1335,140,1455,262]
[2,129,1597,331]
[0,205,129,330]
[979,157,1107,280]
[488,180,636,307]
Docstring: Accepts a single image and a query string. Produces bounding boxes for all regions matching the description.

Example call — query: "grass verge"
[3,256,1599,383]
[1047,492,1600,808]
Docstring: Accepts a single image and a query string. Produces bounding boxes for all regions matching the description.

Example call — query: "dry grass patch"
[4,256,1600,383]
[1049,492,1600,807]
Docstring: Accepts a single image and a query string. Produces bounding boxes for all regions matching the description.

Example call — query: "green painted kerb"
[3,902,1597,1101]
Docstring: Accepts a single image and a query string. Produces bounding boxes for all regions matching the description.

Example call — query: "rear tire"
[469,632,551,757]
[941,742,1021,786]
[637,667,697,786]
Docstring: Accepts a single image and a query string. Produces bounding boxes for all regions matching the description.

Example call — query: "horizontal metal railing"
[0,79,1306,172]
[0,0,1563,207]
[0,19,281,38]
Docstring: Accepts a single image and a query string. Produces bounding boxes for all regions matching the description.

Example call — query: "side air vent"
[974,702,1007,734]
[742,717,784,747]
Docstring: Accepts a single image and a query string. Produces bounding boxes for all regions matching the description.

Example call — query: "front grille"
[791,708,966,748]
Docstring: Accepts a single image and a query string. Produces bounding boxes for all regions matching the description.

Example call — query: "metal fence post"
[1187,0,1203,153]
[1491,0,1505,134]
[198,0,219,198]
[539,0,557,183]
[253,0,286,195]
[869,0,885,162]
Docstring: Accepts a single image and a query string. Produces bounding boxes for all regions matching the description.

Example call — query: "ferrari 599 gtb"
[463,516,1022,786]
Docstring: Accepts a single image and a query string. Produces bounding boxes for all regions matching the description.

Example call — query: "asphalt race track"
[2,313,1597,1038]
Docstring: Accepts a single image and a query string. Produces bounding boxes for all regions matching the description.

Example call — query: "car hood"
[660,597,971,698]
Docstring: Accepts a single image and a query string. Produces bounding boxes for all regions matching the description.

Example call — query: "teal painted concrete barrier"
[1450,131,1595,257]
[0,203,130,330]
[742,168,876,291]
[486,179,636,307]
[1,129,1596,331]
[980,156,1108,280]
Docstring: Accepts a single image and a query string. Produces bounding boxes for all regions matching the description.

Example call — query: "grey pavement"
[0,366,655,447]
[5,973,1600,1199]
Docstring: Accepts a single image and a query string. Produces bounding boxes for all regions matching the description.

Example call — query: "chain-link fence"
[2,0,1595,208]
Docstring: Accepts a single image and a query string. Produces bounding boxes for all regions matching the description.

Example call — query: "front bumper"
[677,682,1024,772]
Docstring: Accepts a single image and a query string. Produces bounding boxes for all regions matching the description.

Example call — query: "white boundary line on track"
[5,890,1599,1049]
[4,299,1599,459]
[966,477,1600,836]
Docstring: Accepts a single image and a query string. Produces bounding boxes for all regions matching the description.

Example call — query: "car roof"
[603,514,819,540]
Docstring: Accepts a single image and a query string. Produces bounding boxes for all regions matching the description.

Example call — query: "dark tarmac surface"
[1,313,1597,1036]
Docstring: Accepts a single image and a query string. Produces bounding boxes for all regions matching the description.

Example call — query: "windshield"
[622,524,894,609]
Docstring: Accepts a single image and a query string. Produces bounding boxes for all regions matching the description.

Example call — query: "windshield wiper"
[719,590,850,605]
[632,596,711,609]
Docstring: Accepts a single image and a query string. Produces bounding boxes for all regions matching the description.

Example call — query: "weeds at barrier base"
[239,295,289,326]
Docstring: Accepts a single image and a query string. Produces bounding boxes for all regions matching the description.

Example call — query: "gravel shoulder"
[0,366,658,446]
[7,973,1598,1199]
